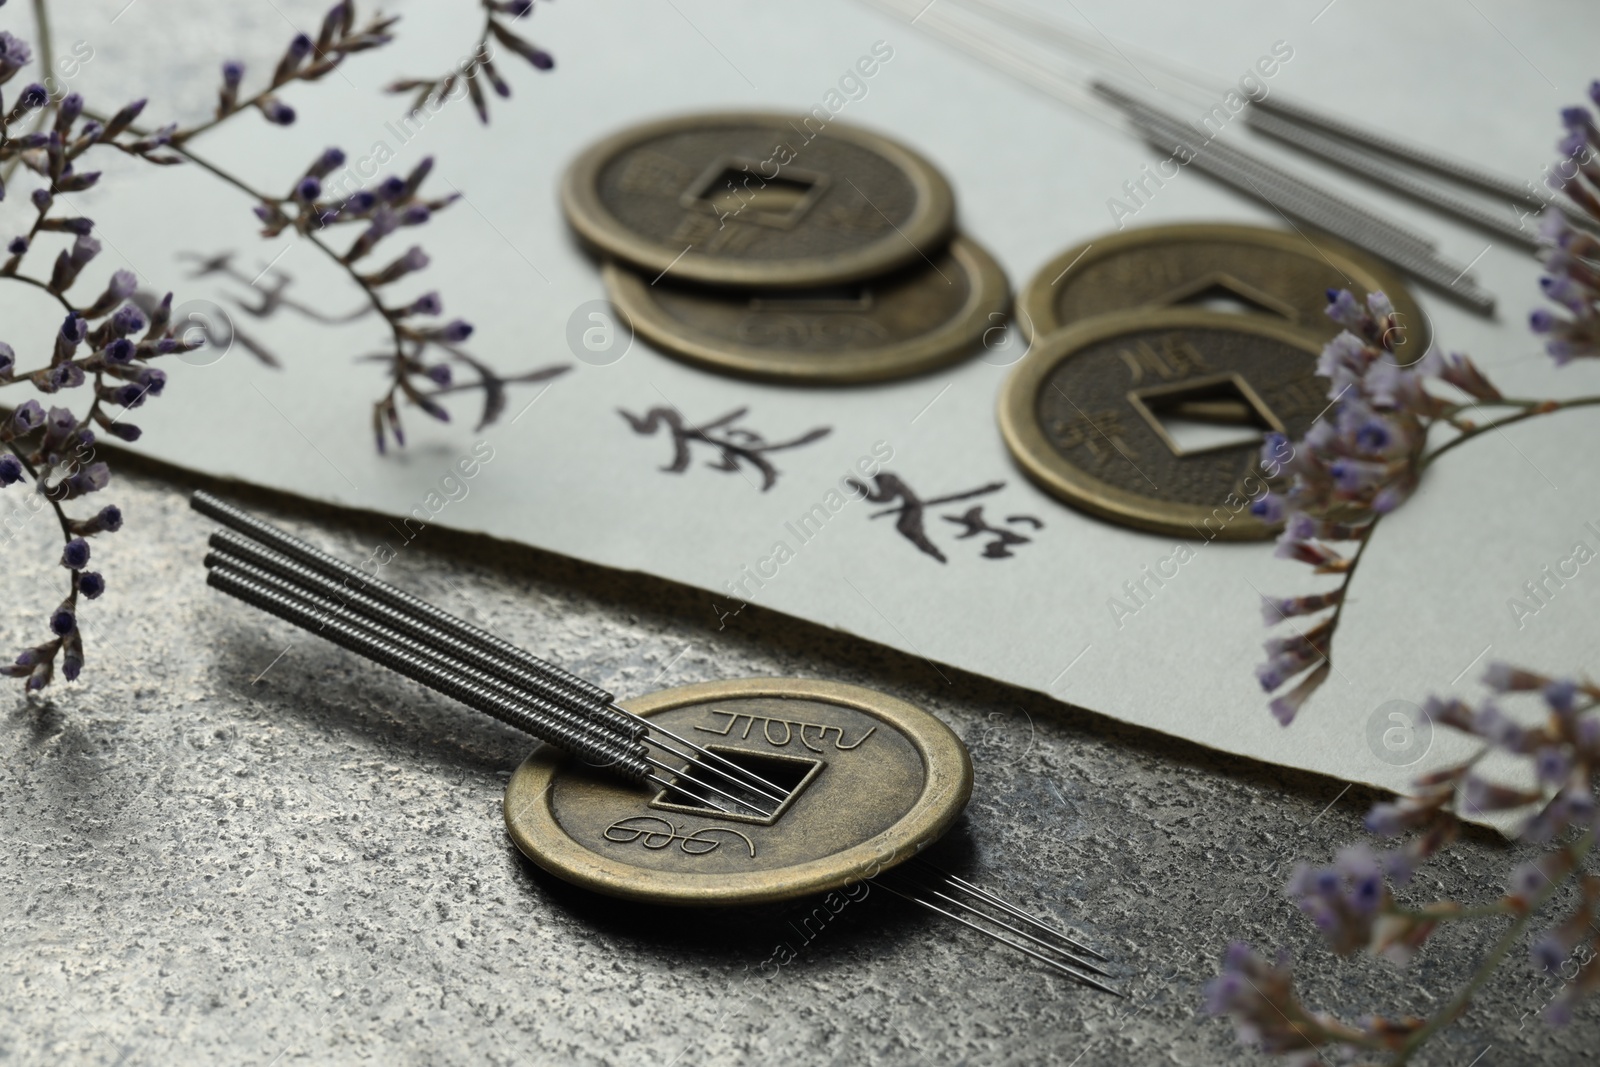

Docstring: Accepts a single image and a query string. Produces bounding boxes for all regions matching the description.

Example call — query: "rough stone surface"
[1,464,1596,1066]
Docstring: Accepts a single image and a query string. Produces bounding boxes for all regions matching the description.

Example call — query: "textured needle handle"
[206,565,652,781]
[207,530,645,740]
[190,490,616,709]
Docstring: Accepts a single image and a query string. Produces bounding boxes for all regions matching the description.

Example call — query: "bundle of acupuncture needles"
[190,491,1120,994]
[859,0,1600,316]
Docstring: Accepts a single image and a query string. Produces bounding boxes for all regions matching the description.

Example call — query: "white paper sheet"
[7,0,1600,801]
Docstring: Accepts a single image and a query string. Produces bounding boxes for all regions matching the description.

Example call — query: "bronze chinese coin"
[1017,222,1428,359]
[562,111,956,289]
[504,678,972,906]
[998,308,1327,540]
[601,236,1009,384]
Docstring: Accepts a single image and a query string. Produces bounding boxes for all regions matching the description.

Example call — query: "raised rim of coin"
[1016,221,1429,356]
[601,236,1010,384]
[504,678,973,907]
[998,307,1324,540]
[561,111,956,288]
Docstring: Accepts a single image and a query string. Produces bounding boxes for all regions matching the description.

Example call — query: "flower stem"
[163,140,413,407]
[4,443,72,544]
[1421,395,1600,472]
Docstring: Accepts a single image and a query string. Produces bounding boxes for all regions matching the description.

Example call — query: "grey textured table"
[1,460,1594,1066]
[2,0,1596,1061]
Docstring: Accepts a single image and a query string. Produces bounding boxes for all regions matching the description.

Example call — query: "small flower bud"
[61,537,90,570]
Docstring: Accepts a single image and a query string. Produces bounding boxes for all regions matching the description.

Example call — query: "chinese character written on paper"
[619,405,831,492]
[847,473,1043,563]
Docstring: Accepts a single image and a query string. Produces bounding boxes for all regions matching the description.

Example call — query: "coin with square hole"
[602,236,1008,383]
[504,678,972,906]
[1016,223,1428,361]
[561,112,956,288]
[998,309,1326,539]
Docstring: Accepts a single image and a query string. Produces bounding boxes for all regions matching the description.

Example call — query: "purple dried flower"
[305,147,346,181]
[49,606,75,636]
[78,572,105,599]
[433,319,473,343]
[110,305,147,336]
[50,234,101,291]
[104,421,140,442]
[294,176,323,202]
[0,341,12,376]
[102,98,147,138]
[222,59,244,87]
[377,176,407,202]
[0,31,33,79]
[400,204,430,225]
[49,362,85,389]
[136,367,166,396]
[426,363,451,386]
[1269,663,1330,726]
[258,96,296,125]
[7,236,26,255]
[1544,679,1579,713]
[0,453,22,485]
[41,405,77,447]
[103,338,135,365]
[61,538,90,570]
[1484,662,1550,693]
[408,291,442,316]
[16,82,46,110]
[30,187,51,210]
[85,504,122,533]
[9,399,45,436]
[62,461,110,497]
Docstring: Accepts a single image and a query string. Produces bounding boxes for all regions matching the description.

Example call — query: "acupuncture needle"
[205,561,775,818]
[913,882,1112,976]
[200,554,780,817]
[202,528,791,813]
[910,859,1109,962]
[874,880,1123,996]
[191,491,792,812]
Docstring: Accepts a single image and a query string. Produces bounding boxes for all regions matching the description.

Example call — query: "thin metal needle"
[918,862,1110,961]
[630,713,792,804]
[877,883,1124,996]
[193,495,797,808]
[918,885,1113,976]
[640,753,774,819]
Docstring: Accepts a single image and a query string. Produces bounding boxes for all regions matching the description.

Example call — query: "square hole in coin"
[1127,372,1287,457]
[683,158,828,229]
[650,746,823,826]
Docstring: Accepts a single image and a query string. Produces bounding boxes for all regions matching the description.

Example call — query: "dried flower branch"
[1209,667,1600,1063]
[1251,86,1600,723]
[1208,82,1600,1066]
[0,0,564,690]
[385,1,554,124]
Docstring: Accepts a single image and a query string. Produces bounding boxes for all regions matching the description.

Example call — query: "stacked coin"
[562,112,1010,384]
[997,223,1428,540]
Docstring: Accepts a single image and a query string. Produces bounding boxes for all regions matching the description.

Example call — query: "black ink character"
[943,508,1044,559]
[619,406,830,492]
[849,473,1009,563]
